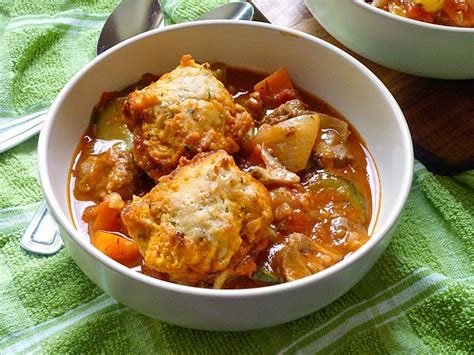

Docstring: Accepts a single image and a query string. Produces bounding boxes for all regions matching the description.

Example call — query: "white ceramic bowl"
[305,0,474,79]
[38,21,413,331]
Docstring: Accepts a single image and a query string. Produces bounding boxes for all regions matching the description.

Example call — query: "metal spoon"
[98,1,258,54]
[96,0,164,55]
[21,1,259,256]
[0,2,259,154]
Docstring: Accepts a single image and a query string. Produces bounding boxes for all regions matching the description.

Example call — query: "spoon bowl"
[197,2,254,22]
[97,1,256,55]
[97,0,163,55]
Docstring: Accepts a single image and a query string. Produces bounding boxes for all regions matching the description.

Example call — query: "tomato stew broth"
[69,66,379,289]
[366,0,474,27]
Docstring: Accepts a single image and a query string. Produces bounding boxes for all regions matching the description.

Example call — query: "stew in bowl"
[69,55,379,289]
[39,21,412,329]
[365,0,474,27]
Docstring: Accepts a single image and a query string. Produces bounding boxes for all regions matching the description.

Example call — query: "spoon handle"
[0,111,47,153]
[248,1,270,23]
[20,200,63,255]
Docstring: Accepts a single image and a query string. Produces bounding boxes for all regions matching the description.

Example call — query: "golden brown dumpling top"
[123,55,253,181]
[121,150,273,288]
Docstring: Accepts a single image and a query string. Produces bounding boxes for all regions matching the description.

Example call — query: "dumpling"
[123,55,253,181]
[121,150,273,288]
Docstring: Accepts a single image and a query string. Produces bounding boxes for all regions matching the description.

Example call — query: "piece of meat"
[121,150,273,288]
[313,141,353,169]
[123,55,254,181]
[247,146,300,186]
[261,99,313,125]
[328,216,369,250]
[74,144,141,203]
[312,118,353,169]
[275,233,342,282]
[241,91,265,121]
[248,166,300,186]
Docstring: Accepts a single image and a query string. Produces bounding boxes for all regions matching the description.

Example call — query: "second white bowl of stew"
[305,0,474,79]
[39,21,413,330]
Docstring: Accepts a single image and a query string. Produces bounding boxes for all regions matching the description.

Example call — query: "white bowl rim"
[352,0,474,33]
[38,20,413,299]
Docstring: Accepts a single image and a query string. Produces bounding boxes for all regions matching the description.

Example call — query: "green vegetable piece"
[94,98,133,146]
[252,267,280,284]
[307,172,367,216]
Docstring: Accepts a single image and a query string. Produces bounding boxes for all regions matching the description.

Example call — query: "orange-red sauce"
[68,66,380,288]
[367,0,474,27]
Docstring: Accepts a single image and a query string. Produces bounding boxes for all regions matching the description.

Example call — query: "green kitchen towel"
[0,0,473,353]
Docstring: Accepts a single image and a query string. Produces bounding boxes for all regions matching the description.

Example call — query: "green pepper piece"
[306,172,367,216]
[252,267,281,285]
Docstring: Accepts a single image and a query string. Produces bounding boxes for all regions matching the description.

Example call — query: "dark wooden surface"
[252,0,474,174]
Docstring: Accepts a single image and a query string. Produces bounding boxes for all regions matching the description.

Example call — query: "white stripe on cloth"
[278,267,429,354]
[7,9,108,31]
[290,272,467,354]
[7,16,106,31]
[0,294,118,354]
[0,253,35,340]
[24,307,131,355]
[9,9,109,20]
[0,203,40,231]
[373,284,452,330]
[375,276,474,330]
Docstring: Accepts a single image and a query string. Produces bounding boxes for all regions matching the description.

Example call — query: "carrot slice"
[92,231,141,267]
[91,201,122,234]
[407,4,434,22]
[254,68,297,105]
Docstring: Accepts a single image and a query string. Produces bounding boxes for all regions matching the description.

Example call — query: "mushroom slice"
[248,146,300,186]
[276,233,342,282]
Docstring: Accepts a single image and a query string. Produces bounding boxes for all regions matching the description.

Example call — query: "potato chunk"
[252,114,320,172]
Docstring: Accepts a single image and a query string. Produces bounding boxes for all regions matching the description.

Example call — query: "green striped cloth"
[0,1,473,353]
